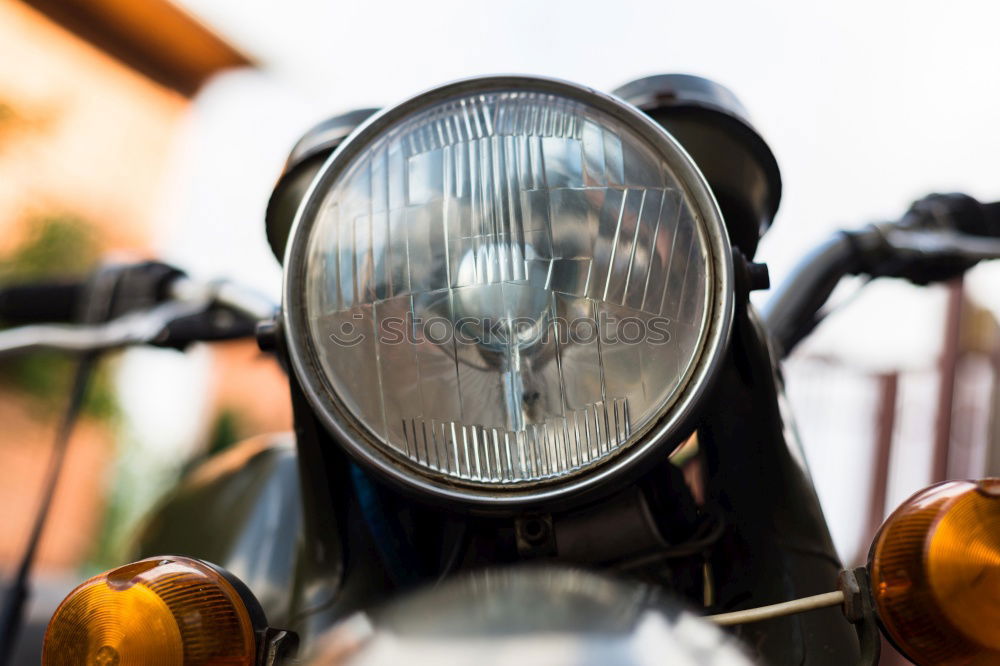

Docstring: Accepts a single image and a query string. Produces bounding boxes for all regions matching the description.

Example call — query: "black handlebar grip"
[902,193,1000,238]
[0,282,85,324]
[981,201,1000,237]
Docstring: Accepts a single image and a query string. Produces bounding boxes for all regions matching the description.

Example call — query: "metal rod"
[855,372,898,565]
[933,278,964,481]
[705,590,846,626]
[988,346,1000,477]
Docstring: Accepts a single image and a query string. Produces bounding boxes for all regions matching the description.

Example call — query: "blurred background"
[1,0,999,662]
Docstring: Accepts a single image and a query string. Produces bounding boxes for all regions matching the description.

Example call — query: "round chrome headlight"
[283,75,733,506]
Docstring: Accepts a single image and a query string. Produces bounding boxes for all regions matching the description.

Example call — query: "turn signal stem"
[838,567,882,666]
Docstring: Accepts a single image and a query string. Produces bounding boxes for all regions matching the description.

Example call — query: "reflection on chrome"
[307,567,753,666]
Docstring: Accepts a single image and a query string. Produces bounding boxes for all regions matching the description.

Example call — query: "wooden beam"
[19,0,253,96]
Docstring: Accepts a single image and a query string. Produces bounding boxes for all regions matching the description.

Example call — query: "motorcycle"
[2,74,998,665]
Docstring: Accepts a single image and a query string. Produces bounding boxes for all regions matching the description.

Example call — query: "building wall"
[0,0,186,252]
[0,0,291,574]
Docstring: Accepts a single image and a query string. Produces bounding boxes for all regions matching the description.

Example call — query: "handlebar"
[3,192,997,361]
[0,282,86,325]
[0,261,182,325]
[0,262,276,358]
[763,193,1000,358]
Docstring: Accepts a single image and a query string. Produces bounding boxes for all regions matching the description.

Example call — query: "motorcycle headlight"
[283,76,733,507]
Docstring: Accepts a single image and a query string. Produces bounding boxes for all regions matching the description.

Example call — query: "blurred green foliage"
[205,408,244,457]
[176,408,246,477]
[0,214,99,279]
[0,215,116,421]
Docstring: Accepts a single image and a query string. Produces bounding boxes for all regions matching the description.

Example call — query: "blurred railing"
[783,280,1000,665]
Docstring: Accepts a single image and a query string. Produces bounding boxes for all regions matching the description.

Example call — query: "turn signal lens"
[869,478,1000,666]
[43,556,257,665]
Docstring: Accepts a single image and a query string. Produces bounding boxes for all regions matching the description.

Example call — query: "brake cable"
[0,355,95,665]
[0,265,123,665]
[705,589,846,626]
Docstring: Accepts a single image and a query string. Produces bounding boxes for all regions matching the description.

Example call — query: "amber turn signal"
[869,478,1000,666]
[43,555,258,665]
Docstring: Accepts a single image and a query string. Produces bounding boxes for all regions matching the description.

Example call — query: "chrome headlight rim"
[282,74,734,508]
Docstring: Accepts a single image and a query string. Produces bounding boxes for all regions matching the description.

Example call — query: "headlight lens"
[285,76,731,503]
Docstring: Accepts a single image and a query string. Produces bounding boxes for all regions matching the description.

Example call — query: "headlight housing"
[283,75,733,507]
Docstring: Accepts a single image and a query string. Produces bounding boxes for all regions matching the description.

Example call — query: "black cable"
[0,354,95,665]
[435,521,469,586]
[614,509,726,572]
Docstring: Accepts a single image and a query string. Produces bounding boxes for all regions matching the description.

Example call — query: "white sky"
[130,0,1000,559]
[168,0,1000,366]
